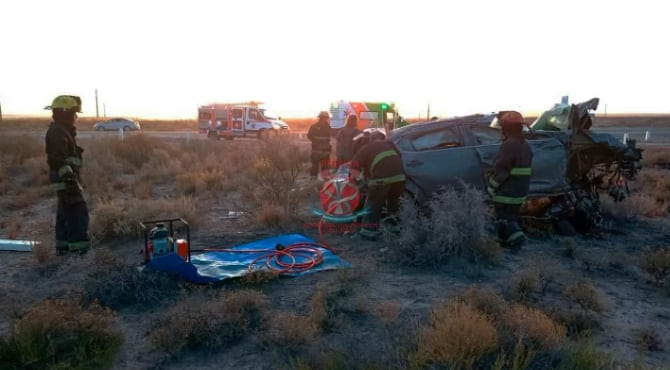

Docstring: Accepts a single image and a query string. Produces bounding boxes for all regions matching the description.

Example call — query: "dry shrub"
[82,248,181,310]
[639,247,670,285]
[375,301,403,327]
[456,285,508,320]
[247,136,307,215]
[501,304,566,351]
[0,134,44,167]
[107,134,172,170]
[133,178,153,200]
[33,241,56,266]
[562,280,607,315]
[2,218,21,239]
[1,189,40,212]
[508,268,540,303]
[261,311,318,347]
[640,146,670,167]
[0,298,123,370]
[383,183,493,267]
[257,203,284,228]
[89,197,198,243]
[308,278,367,334]
[414,300,499,369]
[150,289,270,356]
[633,326,664,352]
[557,340,613,370]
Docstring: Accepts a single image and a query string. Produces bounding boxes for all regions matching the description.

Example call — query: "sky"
[1,0,669,119]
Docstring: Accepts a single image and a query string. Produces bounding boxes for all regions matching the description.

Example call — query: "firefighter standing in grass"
[350,131,406,241]
[307,111,333,180]
[486,111,533,249]
[44,95,91,255]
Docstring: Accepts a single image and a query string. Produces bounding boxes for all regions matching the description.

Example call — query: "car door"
[467,125,570,197]
[400,124,485,198]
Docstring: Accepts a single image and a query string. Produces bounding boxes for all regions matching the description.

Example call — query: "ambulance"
[328,100,409,137]
[198,102,289,140]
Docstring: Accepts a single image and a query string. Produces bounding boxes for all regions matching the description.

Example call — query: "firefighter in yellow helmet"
[486,111,533,249]
[44,95,91,255]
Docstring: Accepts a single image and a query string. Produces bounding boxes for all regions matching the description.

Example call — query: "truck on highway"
[198,102,289,140]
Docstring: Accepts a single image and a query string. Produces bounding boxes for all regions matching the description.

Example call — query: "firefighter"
[350,131,406,241]
[307,111,333,180]
[486,110,533,249]
[44,95,91,255]
[335,114,362,163]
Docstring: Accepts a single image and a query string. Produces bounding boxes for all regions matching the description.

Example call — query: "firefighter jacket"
[351,140,406,186]
[45,121,84,193]
[487,133,533,205]
[307,121,332,156]
[336,126,362,161]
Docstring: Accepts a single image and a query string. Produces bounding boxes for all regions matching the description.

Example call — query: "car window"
[470,125,501,145]
[410,127,462,151]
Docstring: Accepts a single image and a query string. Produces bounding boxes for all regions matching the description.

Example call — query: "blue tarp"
[143,233,351,284]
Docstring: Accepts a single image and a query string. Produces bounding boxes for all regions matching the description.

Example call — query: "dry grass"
[0,298,123,370]
[89,197,197,243]
[456,286,508,321]
[501,304,566,351]
[639,247,670,285]
[261,311,318,347]
[374,301,403,328]
[633,326,664,353]
[150,289,270,357]
[562,280,607,315]
[413,300,499,369]
[383,183,494,267]
[82,248,181,310]
[508,268,540,303]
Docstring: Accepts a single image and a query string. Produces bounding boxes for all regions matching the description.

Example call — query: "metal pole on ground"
[622,132,629,144]
[119,127,124,140]
[95,88,99,118]
[645,130,651,142]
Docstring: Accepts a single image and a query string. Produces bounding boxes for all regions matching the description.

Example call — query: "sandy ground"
[2,178,670,369]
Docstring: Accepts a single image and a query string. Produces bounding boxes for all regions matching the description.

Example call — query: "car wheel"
[96,126,104,131]
[258,129,268,140]
[123,126,130,131]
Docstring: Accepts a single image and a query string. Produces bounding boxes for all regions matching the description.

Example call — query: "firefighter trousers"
[310,151,330,178]
[55,191,91,253]
[359,181,405,239]
[493,204,526,247]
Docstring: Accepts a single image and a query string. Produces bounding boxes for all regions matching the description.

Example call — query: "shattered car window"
[470,126,501,145]
[411,128,462,151]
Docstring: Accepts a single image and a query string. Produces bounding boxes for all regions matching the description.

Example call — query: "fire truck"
[328,100,409,137]
[198,102,289,140]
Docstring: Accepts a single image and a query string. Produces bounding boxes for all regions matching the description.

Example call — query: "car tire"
[123,126,130,131]
[258,129,268,140]
[96,127,104,131]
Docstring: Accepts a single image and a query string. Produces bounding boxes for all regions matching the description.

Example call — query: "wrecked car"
[387,98,643,234]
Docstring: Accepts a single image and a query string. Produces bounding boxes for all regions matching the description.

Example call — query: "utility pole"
[0,99,3,125]
[95,88,99,118]
[426,103,430,120]
[103,103,106,117]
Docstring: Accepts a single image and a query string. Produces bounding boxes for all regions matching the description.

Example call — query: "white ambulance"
[198,102,289,140]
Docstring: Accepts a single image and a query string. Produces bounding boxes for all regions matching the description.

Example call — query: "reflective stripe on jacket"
[351,140,405,186]
[488,134,533,205]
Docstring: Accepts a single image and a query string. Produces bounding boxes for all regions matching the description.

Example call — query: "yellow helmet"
[44,95,82,113]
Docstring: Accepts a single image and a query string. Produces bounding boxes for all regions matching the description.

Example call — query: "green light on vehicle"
[380,103,389,110]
